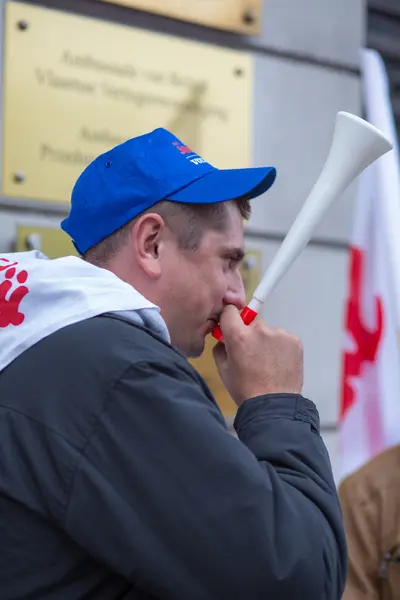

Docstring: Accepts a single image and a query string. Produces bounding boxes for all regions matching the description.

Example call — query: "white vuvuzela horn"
[212,111,393,342]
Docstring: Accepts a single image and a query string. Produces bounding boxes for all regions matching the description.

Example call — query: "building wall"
[0,0,367,481]
[248,1,365,481]
[368,0,400,139]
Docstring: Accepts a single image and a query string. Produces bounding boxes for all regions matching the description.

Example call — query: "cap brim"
[166,166,276,204]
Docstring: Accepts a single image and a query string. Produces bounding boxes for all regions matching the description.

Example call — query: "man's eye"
[225,257,236,269]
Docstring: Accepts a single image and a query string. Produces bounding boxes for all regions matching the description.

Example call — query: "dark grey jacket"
[0,314,347,599]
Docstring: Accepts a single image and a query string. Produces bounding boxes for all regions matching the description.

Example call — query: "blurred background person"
[339,445,400,600]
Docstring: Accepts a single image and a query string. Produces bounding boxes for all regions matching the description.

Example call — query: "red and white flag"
[339,48,400,481]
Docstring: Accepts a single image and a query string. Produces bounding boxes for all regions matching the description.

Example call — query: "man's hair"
[83,197,251,266]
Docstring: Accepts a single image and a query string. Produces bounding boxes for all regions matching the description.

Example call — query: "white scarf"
[0,250,169,372]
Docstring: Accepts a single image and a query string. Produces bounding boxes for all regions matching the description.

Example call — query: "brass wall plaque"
[97,0,262,35]
[190,249,262,418]
[3,2,252,205]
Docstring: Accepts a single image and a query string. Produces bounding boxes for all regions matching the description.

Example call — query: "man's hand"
[213,305,303,407]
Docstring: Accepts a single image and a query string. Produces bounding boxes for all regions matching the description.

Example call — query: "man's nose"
[223,276,246,311]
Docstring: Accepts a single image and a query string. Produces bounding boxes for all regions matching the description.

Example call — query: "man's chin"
[183,338,206,359]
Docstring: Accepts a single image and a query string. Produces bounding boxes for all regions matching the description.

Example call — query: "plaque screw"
[25,233,42,251]
[243,255,257,270]
[17,19,29,31]
[13,172,25,183]
[242,9,256,25]
[234,67,244,77]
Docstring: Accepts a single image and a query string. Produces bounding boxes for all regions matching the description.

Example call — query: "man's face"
[159,202,246,357]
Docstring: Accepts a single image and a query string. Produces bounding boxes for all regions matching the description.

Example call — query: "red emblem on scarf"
[0,258,29,328]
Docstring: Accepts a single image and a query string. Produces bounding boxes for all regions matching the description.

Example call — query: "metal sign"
[97,0,262,34]
[3,2,252,205]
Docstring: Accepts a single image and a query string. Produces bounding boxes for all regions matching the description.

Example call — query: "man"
[0,127,346,599]
[339,445,400,600]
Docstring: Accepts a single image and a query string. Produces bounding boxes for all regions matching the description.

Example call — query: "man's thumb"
[219,305,245,344]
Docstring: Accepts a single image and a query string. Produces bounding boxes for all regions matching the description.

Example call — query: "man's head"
[83,197,249,357]
[62,127,276,357]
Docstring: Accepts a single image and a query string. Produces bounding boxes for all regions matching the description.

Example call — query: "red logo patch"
[0,258,29,328]
[172,141,193,155]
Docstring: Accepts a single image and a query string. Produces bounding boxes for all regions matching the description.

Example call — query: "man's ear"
[131,213,165,279]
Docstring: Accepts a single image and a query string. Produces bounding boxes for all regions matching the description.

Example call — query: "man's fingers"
[219,305,245,335]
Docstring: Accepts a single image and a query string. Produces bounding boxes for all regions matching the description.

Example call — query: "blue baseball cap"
[61,127,277,254]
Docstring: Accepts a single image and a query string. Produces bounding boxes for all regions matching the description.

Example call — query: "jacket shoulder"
[35,313,188,377]
[0,314,201,449]
[339,445,400,503]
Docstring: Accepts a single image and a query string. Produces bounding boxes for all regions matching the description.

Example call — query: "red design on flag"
[341,247,384,419]
[172,141,193,155]
[0,258,29,328]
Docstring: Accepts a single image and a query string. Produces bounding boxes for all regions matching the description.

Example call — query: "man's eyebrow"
[222,247,245,262]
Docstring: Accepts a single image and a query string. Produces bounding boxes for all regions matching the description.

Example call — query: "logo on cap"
[172,141,193,155]
[172,140,207,165]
